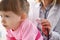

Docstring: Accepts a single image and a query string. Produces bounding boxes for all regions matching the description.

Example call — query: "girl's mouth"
[3,25,7,28]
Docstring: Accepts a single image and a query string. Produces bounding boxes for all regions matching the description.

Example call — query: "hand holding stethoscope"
[36,18,51,40]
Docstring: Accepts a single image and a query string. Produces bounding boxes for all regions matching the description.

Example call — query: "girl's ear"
[21,13,27,19]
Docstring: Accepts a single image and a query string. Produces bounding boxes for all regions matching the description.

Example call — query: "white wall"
[0,16,6,40]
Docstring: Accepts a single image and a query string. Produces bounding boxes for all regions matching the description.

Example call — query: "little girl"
[0,0,43,40]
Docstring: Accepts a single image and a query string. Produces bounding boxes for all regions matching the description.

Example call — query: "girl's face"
[0,11,21,31]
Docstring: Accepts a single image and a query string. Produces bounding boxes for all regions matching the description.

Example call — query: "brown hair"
[56,0,60,4]
[0,0,29,15]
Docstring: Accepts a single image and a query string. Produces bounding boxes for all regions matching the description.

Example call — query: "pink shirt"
[6,19,43,40]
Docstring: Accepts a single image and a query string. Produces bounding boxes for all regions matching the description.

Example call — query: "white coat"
[28,2,60,40]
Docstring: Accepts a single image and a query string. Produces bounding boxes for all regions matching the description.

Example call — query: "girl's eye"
[0,15,2,17]
[5,15,10,18]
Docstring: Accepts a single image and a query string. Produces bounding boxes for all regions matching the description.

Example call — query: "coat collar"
[47,4,60,30]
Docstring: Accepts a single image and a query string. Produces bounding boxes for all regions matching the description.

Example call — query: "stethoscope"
[39,3,50,40]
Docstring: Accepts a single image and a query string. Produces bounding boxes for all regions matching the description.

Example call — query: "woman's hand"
[41,19,51,36]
